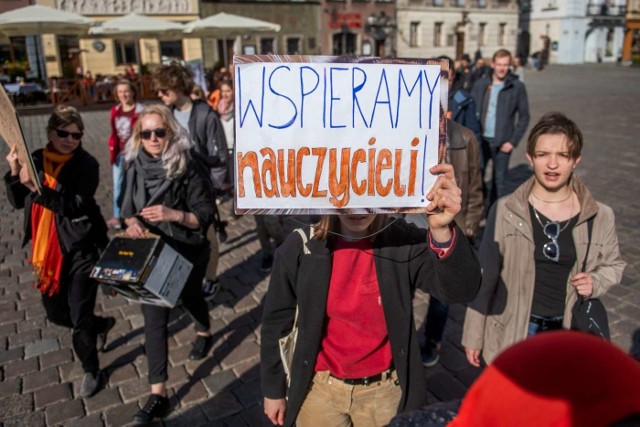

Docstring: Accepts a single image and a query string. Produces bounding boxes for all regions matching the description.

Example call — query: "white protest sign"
[234,55,447,214]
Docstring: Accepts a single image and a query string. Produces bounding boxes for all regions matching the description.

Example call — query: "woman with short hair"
[4,105,114,398]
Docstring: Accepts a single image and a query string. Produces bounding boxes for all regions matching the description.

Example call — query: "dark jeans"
[423,297,449,345]
[142,246,210,384]
[481,138,511,207]
[41,247,105,373]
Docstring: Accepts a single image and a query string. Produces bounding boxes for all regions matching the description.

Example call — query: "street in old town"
[1,63,639,426]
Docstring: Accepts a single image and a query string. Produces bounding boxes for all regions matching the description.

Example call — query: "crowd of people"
[3,50,637,426]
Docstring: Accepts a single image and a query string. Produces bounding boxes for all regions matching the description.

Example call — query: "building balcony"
[586,3,627,17]
[423,0,514,8]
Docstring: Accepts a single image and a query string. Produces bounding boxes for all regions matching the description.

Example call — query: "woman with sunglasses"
[120,104,215,423]
[462,112,626,368]
[261,163,482,427]
[107,79,144,229]
[4,105,113,398]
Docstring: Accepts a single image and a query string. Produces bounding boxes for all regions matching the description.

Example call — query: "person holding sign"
[4,105,113,398]
[260,163,482,427]
[462,112,626,368]
[120,105,216,423]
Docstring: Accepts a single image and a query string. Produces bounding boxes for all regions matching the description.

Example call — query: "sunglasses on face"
[542,221,560,262]
[140,128,168,140]
[55,129,83,140]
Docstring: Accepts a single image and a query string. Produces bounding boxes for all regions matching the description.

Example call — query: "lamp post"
[365,11,396,57]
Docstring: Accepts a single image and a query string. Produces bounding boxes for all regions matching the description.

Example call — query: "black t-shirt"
[530,204,579,318]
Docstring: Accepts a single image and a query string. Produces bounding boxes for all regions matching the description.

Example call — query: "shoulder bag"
[278,227,312,386]
[571,217,610,340]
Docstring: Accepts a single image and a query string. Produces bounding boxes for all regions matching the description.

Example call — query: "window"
[260,38,275,54]
[434,22,443,47]
[453,0,465,6]
[160,40,183,60]
[478,22,486,47]
[477,0,486,7]
[499,23,506,45]
[410,22,420,47]
[432,0,443,6]
[287,37,301,55]
[114,41,136,65]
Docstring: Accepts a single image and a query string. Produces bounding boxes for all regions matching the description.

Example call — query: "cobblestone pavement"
[1,63,639,426]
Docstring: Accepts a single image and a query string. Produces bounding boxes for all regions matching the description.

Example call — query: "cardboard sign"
[233,55,448,215]
[0,85,41,193]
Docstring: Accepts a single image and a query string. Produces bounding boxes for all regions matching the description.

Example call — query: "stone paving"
[1,63,639,426]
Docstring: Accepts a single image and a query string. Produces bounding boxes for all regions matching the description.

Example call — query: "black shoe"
[188,335,213,361]
[202,279,220,301]
[97,317,116,352]
[260,255,274,273]
[78,371,101,398]
[133,394,170,423]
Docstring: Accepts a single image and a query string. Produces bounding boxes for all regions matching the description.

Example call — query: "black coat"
[121,158,215,260]
[471,74,530,149]
[4,146,108,255]
[173,100,229,190]
[260,220,482,426]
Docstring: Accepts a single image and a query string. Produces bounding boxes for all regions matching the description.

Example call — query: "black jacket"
[471,74,530,148]
[173,100,229,190]
[260,220,482,426]
[4,146,108,254]
[123,159,215,259]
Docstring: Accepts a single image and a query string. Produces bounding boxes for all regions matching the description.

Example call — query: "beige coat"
[462,175,626,364]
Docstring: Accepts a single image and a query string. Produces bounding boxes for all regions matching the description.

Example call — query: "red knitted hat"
[450,331,640,427]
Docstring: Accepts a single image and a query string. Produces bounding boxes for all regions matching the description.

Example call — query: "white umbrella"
[0,5,94,36]
[89,13,185,39]
[183,12,280,37]
[184,13,280,67]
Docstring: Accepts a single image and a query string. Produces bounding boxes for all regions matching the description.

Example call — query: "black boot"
[133,394,170,423]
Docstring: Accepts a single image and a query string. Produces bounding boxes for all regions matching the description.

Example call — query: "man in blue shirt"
[471,49,530,207]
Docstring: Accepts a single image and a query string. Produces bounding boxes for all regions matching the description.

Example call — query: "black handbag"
[570,217,610,340]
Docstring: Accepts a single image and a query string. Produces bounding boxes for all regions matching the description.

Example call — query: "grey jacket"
[462,175,626,364]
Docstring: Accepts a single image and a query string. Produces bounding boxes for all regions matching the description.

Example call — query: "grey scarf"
[120,150,172,218]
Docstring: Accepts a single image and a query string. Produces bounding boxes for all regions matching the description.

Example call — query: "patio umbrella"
[89,13,186,70]
[0,5,94,37]
[0,5,94,84]
[183,12,281,67]
[88,13,185,39]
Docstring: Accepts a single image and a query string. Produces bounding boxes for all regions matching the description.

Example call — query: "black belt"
[529,315,563,330]
[330,368,394,386]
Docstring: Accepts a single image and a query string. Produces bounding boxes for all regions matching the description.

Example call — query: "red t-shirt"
[314,238,393,378]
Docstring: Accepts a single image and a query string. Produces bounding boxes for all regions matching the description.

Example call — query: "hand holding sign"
[425,163,461,242]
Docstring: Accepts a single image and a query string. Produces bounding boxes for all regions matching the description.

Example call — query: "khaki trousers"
[205,225,220,281]
[296,370,402,427]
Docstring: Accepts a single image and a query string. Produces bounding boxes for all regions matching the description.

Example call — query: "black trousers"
[41,247,106,373]
[142,244,210,384]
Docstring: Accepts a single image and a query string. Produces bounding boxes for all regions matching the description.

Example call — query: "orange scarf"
[30,146,73,296]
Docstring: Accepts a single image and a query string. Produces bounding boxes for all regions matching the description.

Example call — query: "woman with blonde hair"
[120,104,215,423]
[261,163,482,427]
[4,105,113,398]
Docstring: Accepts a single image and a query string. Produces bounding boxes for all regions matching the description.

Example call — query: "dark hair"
[112,79,137,102]
[219,79,233,90]
[492,49,512,62]
[152,63,194,96]
[526,112,583,160]
[47,105,84,133]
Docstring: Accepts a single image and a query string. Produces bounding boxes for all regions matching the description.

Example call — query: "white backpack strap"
[294,227,313,255]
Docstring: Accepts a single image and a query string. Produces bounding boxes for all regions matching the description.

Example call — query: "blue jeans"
[112,153,123,218]
[527,316,564,337]
[424,297,449,344]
